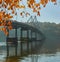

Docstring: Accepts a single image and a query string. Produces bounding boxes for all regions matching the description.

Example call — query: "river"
[0,42,60,62]
[0,52,60,62]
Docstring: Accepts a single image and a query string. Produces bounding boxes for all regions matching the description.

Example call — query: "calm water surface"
[0,42,60,62]
[0,52,60,62]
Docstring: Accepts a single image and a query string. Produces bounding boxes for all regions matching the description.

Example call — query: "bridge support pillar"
[20,28,30,55]
[15,28,17,56]
[27,30,29,54]
[34,32,37,51]
[31,30,33,54]
[20,28,23,56]
[6,30,9,57]
[6,38,9,57]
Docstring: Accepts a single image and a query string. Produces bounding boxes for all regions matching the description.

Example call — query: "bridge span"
[6,17,45,57]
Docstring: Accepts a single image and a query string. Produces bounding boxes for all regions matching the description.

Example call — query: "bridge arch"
[6,21,45,57]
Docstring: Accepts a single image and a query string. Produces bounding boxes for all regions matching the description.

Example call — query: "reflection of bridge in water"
[6,16,45,59]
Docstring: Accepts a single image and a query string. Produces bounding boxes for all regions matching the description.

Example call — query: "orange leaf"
[45,0,48,4]
[20,12,23,16]
[8,26,12,30]
[51,0,56,2]
[12,10,15,14]
[28,4,31,8]
[14,0,18,2]
[7,21,12,26]
[37,11,40,16]
[8,15,13,18]
[33,8,37,12]
[31,5,34,8]
[40,0,45,5]
[4,31,9,36]
[8,6,11,10]
[16,5,20,8]
[3,22,6,26]
[0,0,2,4]
[2,27,6,32]
[29,0,35,5]
[34,3,40,7]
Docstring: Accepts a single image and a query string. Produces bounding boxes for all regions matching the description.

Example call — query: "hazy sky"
[38,0,60,24]
[13,0,60,24]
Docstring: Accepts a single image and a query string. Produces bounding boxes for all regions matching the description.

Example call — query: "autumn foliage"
[0,0,57,35]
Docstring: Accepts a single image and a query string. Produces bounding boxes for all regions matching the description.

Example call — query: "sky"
[38,0,60,24]
[13,0,60,24]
